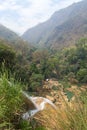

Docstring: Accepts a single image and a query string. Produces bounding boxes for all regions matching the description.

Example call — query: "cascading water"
[21,91,56,120]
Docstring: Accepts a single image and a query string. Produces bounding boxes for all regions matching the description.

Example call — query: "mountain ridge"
[22,0,87,49]
[0,24,21,42]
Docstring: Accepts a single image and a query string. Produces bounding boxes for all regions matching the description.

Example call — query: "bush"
[29,73,44,91]
[76,68,87,83]
[0,44,16,70]
[0,70,24,129]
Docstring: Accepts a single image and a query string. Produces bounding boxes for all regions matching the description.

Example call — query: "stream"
[21,91,56,120]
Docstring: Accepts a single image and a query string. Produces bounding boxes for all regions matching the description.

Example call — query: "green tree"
[29,73,44,91]
[0,44,16,70]
[76,68,87,83]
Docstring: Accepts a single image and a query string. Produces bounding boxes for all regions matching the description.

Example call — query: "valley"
[0,0,87,130]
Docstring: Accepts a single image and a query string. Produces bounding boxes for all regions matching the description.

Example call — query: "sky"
[0,0,82,34]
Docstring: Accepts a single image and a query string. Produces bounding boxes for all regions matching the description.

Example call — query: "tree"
[0,44,16,71]
[76,68,87,83]
[32,49,49,63]
[29,73,44,91]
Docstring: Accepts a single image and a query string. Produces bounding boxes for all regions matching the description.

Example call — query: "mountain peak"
[22,0,87,49]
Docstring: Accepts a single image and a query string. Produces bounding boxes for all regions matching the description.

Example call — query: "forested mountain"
[22,0,87,49]
[0,34,87,129]
[0,0,87,129]
[0,24,21,42]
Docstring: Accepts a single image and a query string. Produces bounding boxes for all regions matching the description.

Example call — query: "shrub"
[76,68,87,83]
[0,70,24,129]
[0,44,16,70]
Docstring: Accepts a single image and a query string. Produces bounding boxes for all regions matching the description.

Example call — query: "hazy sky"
[0,0,82,34]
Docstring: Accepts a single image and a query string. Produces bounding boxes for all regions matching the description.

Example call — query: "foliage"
[76,68,87,83]
[65,90,74,101]
[0,37,87,129]
[0,43,16,70]
[0,70,24,129]
[0,37,87,90]
[29,73,44,91]
[53,38,87,83]
[0,69,45,130]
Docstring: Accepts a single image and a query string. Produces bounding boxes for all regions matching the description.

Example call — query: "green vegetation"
[1,37,87,91]
[0,70,46,130]
[0,70,87,130]
[0,37,87,129]
[65,90,74,101]
[52,38,87,84]
[0,43,16,71]
[0,70,23,129]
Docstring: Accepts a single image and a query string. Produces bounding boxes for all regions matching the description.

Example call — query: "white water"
[21,91,56,120]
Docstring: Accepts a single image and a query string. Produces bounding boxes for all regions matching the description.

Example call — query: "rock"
[46,95,54,102]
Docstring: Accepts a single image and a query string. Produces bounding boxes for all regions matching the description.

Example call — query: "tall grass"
[0,69,46,130]
[35,89,87,130]
[0,69,26,129]
[0,69,87,130]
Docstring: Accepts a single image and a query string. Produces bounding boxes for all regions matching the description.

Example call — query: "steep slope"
[22,0,87,49]
[22,3,75,44]
[47,0,87,49]
[0,24,20,42]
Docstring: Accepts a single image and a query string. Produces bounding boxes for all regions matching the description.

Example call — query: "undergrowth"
[0,69,87,130]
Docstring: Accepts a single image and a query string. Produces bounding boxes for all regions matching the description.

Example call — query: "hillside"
[22,0,87,49]
[0,31,87,130]
[0,24,21,42]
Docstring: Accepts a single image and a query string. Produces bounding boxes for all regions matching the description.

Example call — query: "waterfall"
[21,91,56,120]
[21,91,38,109]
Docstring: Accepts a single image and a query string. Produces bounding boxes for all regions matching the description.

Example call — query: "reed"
[0,69,24,129]
[35,90,87,130]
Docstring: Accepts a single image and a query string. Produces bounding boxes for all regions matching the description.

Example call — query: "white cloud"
[0,0,82,34]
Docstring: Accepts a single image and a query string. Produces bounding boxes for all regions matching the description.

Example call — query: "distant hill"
[0,24,21,42]
[22,0,87,49]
